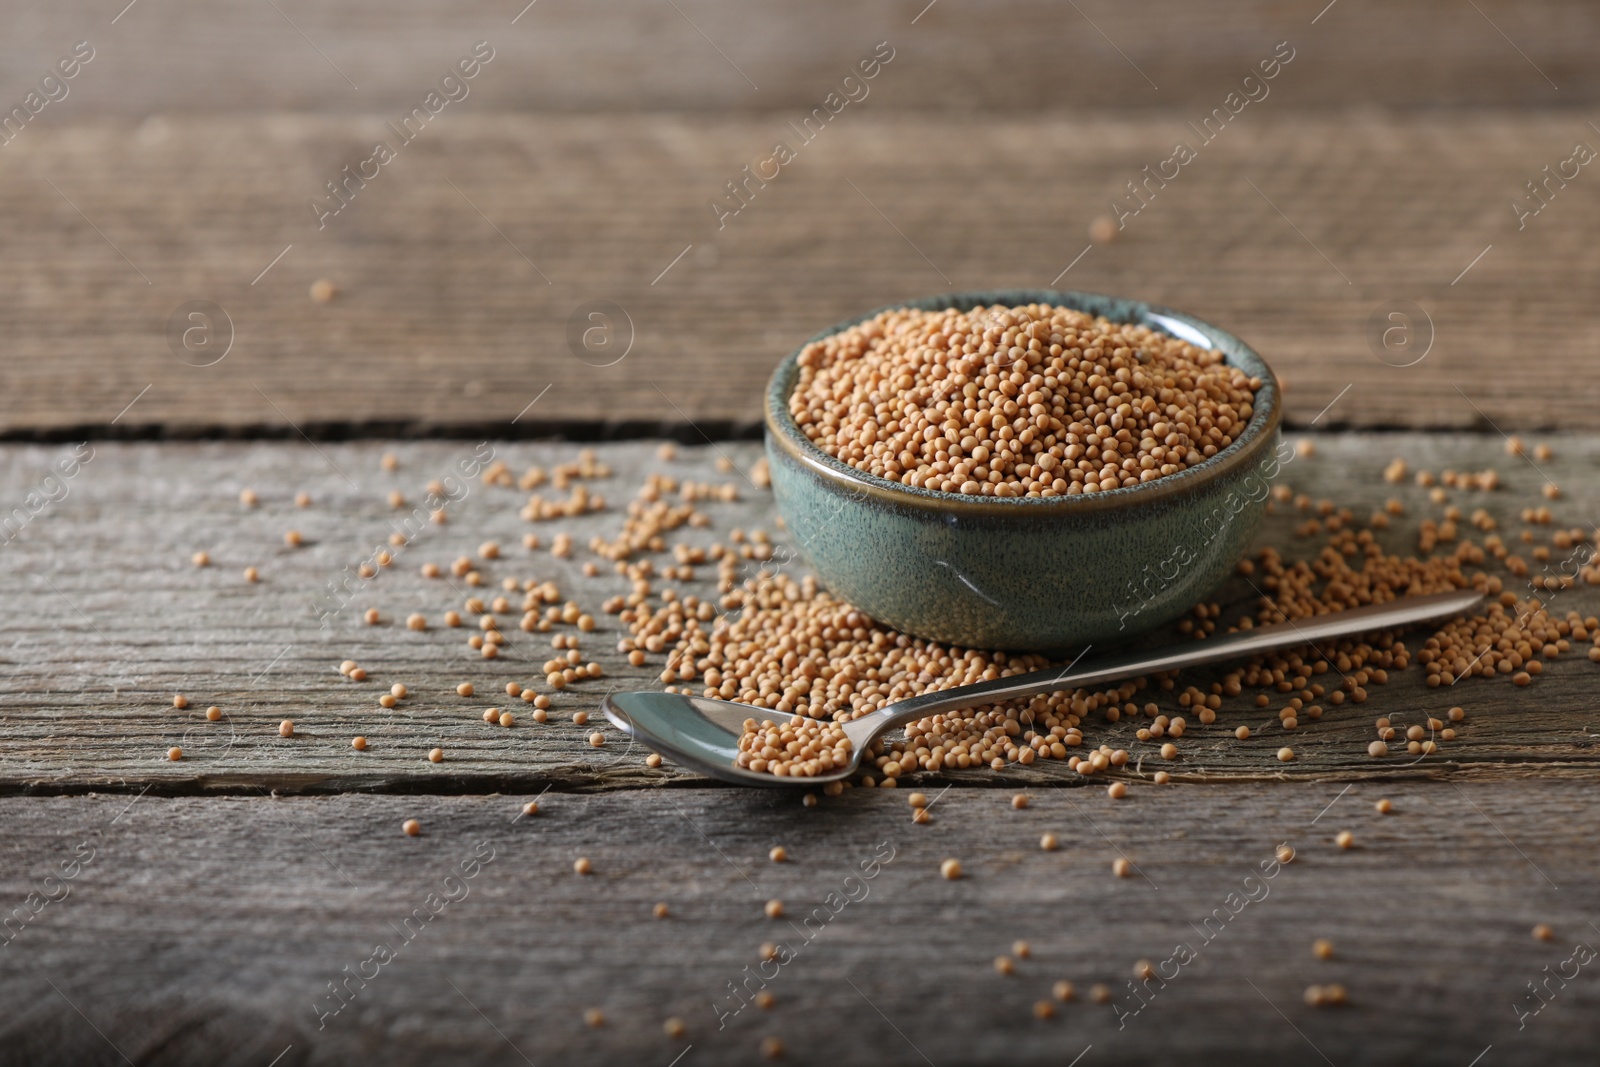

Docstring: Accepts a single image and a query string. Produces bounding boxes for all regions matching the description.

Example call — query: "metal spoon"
[601,588,1483,786]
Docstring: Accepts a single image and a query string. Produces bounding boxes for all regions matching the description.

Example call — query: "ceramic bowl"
[763,289,1283,652]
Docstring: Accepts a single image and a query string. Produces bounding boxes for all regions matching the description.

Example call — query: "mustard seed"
[1040,833,1059,851]
[1235,726,1251,740]
[457,682,474,697]
[1276,844,1296,864]
[500,712,515,727]
[239,488,258,506]
[759,1036,784,1060]
[407,613,426,631]
[792,303,1261,495]
[167,746,183,761]
[279,720,294,738]
[381,452,398,471]
[284,530,302,546]
[1160,743,1178,760]
[1012,793,1028,809]
[364,608,381,625]
[1013,939,1031,959]
[1368,741,1388,757]
[912,807,931,824]
[1534,923,1554,941]
[244,566,259,583]
[402,819,420,836]
[1052,980,1075,1002]
[352,736,368,751]
[1313,939,1334,960]
[350,667,367,681]
[908,792,928,808]
[573,711,589,726]
[192,551,210,567]
[428,747,443,763]
[1277,747,1295,762]
[940,858,962,880]
[1033,1000,1056,1020]
[1336,830,1354,849]
[645,753,662,768]
[173,694,189,709]
[584,1008,604,1028]
[205,706,222,721]
[1375,798,1393,814]
[1091,984,1112,1004]
[1107,782,1127,799]
[380,694,397,709]
[1153,771,1171,784]
[1112,858,1132,878]
[653,902,669,918]
[309,279,338,302]
[522,801,539,816]
[769,846,788,863]
[575,857,592,874]
[994,955,1015,975]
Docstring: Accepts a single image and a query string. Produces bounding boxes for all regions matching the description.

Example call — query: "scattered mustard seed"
[653,902,669,918]
[192,551,210,567]
[1112,858,1132,878]
[279,720,295,738]
[769,846,788,863]
[428,748,443,763]
[664,1017,687,1039]
[352,736,368,751]
[173,694,189,710]
[1335,830,1354,850]
[574,857,593,875]
[1313,939,1334,960]
[1375,798,1393,814]
[584,1008,605,1028]
[402,819,420,836]
[1011,793,1028,809]
[205,706,222,722]
[940,858,963,880]
[764,900,784,919]
[759,1036,784,1061]
[1052,980,1075,1002]
[1534,923,1555,941]
[167,746,183,761]
[994,956,1015,975]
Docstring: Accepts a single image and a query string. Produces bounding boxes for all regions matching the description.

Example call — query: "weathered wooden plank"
[2,435,1598,793]
[0,0,1589,118]
[0,113,1596,436]
[0,784,1593,1065]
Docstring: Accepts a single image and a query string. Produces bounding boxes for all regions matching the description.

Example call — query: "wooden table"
[4,1,1599,1063]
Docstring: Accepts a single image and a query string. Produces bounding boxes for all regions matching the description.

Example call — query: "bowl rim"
[764,288,1282,516]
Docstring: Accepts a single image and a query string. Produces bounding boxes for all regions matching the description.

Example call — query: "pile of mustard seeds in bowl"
[787,303,1263,496]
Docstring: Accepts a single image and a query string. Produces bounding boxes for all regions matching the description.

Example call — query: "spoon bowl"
[602,589,1485,786]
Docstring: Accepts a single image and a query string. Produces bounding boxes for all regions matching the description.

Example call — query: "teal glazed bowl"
[764,289,1284,653]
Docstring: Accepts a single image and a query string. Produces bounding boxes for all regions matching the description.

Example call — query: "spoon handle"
[847,588,1484,744]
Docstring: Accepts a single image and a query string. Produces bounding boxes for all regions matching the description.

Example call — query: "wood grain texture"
[0,0,1590,117]
[3,435,1598,794]
[2,111,1597,436]
[0,784,1594,1066]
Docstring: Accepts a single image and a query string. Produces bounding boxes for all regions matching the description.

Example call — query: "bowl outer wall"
[763,289,1283,653]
